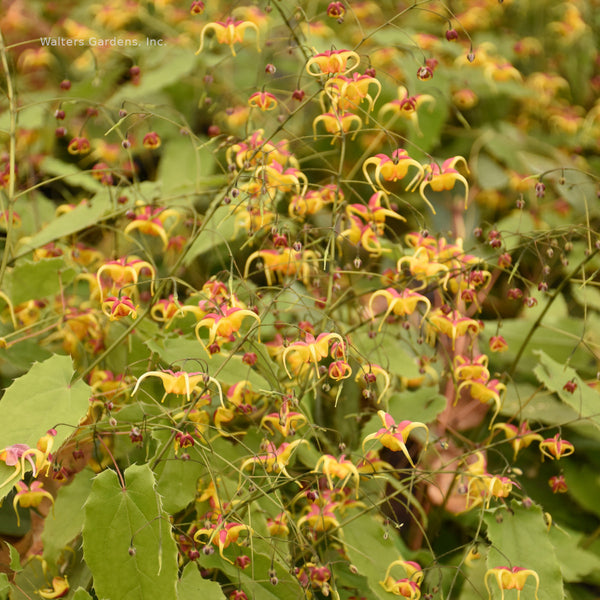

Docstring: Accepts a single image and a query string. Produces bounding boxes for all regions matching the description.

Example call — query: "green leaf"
[199,542,302,600]
[108,48,197,105]
[39,157,103,193]
[550,525,600,584]
[154,445,204,515]
[7,541,21,572]
[42,468,95,567]
[476,153,510,190]
[73,588,94,600]
[177,563,226,600]
[0,354,91,500]
[344,510,411,600]
[16,190,113,255]
[484,501,564,600]
[0,339,52,372]
[183,205,238,264]
[0,573,10,600]
[561,462,600,519]
[157,137,215,198]
[82,464,178,600]
[4,258,76,305]
[385,388,447,424]
[533,350,600,430]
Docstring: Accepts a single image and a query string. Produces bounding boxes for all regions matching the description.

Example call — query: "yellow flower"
[38,576,69,599]
[196,17,260,56]
[306,49,360,76]
[282,332,346,379]
[362,150,424,195]
[417,156,470,212]
[248,91,278,111]
[362,411,428,467]
[492,422,543,460]
[313,111,362,142]
[101,296,138,321]
[539,433,574,461]
[314,454,360,497]
[194,518,254,562]
[132,369,223,405]
[426,308,482,350]
[379,86,435,134]
[194,306,261,353]
[13,480,54,527]
[484,566,539,600]
[368,287,431,331]
[240,439,307,480]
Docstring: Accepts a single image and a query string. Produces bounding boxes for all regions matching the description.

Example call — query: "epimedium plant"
[1,1,600,599]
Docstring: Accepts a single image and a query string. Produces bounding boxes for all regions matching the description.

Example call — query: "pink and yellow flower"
[132,369,223,405]
[539,433,574,461]
[484,566,539,600]
[417,156,470,212]
[369,287,431,331]
[13,480,54,526]
[248,91,278,111]
[195,306,261,353]
[196,17,260,56]
[282,332,346,379]
[194,517,254,562]
[101,295,138,321]
[363,149,424,195]
[306,49,360,76]
[362,411,428,467]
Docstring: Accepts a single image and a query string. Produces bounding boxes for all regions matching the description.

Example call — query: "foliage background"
[1,1,600,599]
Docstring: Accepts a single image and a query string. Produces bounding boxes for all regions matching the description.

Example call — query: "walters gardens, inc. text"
[40,37,165,47]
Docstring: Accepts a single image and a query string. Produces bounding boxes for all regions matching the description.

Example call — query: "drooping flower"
[306,49,360,76]
[380,557,423,598]
[0,432,55,488]
[379,85,435,134]
[456,378,506,427]
[324,72,382,114]
[314,454,360,497]
[296,498,340,531]
[539,433,574,461]
[426,308,482,350]
[484,566,540,600]
[362,150,425,196]
[132,369,223,406]
[194,517,254,562]
[123,204,180,249]
[417,156,470,212]
[368,287,431,331]
[313,111,362,142]
[196,18,260,57]
[194,306,261,353]
[240,439,307,481]
[244,247,319,287]
[397,249,450,291]
[96,256,156,301]
[248,91,278,111]
[13,480,55,526]
[548,474,568,494]
[362,411,428,467]
[463,452,514,510]
[492,422,543,460]
[282,332,346,379]
[38,576,69,599]
[260,399,308,437]
[101,295,138,321]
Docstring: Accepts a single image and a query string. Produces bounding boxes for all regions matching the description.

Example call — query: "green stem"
[0,29,18,288]
[508,248,599,379]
